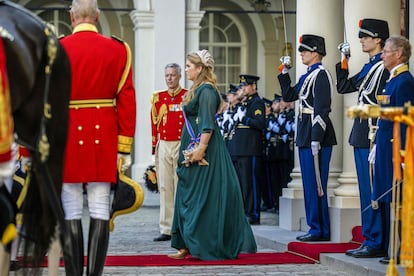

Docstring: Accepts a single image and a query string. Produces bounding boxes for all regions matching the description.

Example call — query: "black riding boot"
[86,218,109,276]
[63,220,84,276]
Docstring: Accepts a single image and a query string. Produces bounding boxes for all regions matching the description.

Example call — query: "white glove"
[338,42,351,58]
[117,153,132,173]
[19,156,32,173]
[368,144,376,164]
[311,141,320,156]
[0,159,16,185]
[278,56,291,74]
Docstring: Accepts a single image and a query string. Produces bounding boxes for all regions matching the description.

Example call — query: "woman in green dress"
[168,49,257,260]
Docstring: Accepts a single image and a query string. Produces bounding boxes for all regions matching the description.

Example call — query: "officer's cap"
[273,93,282,103]
[298,34,326,56]
[239,74,260,86]
[227,84,240,94]
[358,19,389,41]
[263,98,272,106]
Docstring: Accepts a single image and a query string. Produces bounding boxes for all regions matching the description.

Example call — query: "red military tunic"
[0,39,13,163]
[60,23,136,183]
[151,88,187,148]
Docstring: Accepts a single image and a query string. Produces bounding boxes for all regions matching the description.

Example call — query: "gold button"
[162,130,166,133]
[77,126,82,131]
[79,140,84,145]
[96,105,100,109]
[95,140,100,144]
[95,125,100,129]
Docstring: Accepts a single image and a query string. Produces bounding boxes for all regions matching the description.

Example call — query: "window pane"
[226,24,241,42]
[213,27,226,43]
[214,13,231,29]
[212,47,225,65]
[228,66,241,84]
[200,28,209,43]
[228,47,241,64]
[214,65,225,92]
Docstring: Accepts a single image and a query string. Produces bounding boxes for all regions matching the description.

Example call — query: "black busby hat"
[263,97,272,106]
[358,19,389,41]
[239,74,260,86]
[227,83,239,94]
[298,34,326,56]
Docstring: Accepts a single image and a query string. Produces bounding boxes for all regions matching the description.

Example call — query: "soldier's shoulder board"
[111,35,125,44]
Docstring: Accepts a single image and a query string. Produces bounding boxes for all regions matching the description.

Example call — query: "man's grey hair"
[386,35,412,63]
[71,0,100,19]
[165,63,181,75]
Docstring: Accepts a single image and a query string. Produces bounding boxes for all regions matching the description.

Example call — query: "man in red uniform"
[151,63,186,241]
[60,0,136,274]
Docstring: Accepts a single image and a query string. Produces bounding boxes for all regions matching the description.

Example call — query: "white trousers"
[61,182,111,220]
[156,140,180,235]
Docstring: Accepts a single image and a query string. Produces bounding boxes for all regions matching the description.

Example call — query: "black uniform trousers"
[233,156,261,223]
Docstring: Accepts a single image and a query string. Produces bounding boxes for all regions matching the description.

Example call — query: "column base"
[329,196,361,242]
[279,188,306,231]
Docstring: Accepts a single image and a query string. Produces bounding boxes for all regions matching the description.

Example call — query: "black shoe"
[349,245,387,258]
[345,245,363,256]
[153,234,171,242]
[9,260,20,271]
[379,256,400,264]
[296,233,330,242]
[249,218,260,225]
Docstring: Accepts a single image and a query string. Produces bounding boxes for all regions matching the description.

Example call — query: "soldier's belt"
[69,99,114,109]
[301,107,314,114]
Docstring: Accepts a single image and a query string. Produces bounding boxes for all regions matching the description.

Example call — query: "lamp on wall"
[251,0,271,12]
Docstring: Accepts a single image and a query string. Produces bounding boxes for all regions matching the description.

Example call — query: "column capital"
[262,40,279,56]
[186,11,205,31]
[129,10,154,30]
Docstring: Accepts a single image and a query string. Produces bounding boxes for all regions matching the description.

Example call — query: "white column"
[153,0,186,90]
[279,0,343,232]
[184,0,204,88]
[130,2,155,190]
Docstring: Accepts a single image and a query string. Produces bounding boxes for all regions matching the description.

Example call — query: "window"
[200,13,243,93]
[38,10,72,37]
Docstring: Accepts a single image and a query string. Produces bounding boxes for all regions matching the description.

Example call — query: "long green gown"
[171,83,257,260]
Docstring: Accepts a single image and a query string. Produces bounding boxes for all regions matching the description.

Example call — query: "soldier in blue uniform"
[278,34,337,241]
[336,19,390,258]
[371,35,414,264]
[228,74,266,225]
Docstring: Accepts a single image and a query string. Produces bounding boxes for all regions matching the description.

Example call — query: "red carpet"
[36,252,314,267]
[29,226,366,267]
[103,252,315,266]
[287,225,364,262]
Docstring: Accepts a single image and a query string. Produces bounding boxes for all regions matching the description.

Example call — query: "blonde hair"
[182,52,221,109]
